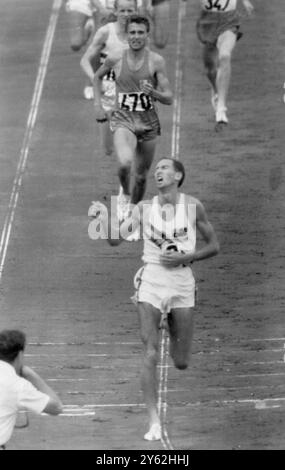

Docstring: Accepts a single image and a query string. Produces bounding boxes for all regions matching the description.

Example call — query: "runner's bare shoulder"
[106,49,124,73]
[149,51,166,71]
[184,194,203,209]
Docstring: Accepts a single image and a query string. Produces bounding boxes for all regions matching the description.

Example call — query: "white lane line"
[31,364,171,370]
[242,361,285,365]
[158,0,185,451]
[26,354,133,357]
[174,398,285,410]
[236,372,285,378]
[0,0,62,282]
[62,398,285,410]
[20,404,145,418]
[247,338,285,342]
[216,397,285,410]
[36,397,285,416]
[196,348,285,354]
[32,397,285,416]
[171,0,184,161]
[158,332,173,450]
[26,348,285,355]
[27,339,285,347]
[28,342,141,346]
[65,404,145,408]
[32,363,285,372]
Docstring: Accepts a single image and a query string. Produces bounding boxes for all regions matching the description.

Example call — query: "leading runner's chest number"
[118,92,153,112]
[204,0,231,11]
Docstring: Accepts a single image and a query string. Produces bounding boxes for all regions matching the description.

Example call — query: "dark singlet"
[115,49,156,113]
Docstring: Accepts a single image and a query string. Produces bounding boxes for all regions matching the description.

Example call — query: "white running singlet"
[200,0,237,12]
[142,194,196,265]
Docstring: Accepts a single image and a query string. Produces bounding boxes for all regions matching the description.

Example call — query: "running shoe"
[83,86,94,100]
[116,187,131,221]
[215,107,228,124]
[88,201,105,218]
[211,90,218,112]
[144,423,162,441]
[127,228,140,242]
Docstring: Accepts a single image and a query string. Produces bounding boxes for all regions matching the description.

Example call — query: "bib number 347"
[204,0,231,11]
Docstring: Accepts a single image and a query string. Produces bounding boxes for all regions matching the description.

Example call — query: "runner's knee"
[115,143,134,165]
[218,40,236,61]
[71,42,82,52]
[118,164,131,178]
[143,346,159,366]
[135,173,147,187]
[203,45,217,69]
[173,359,189,371]
[153,33,168,49]
[70,34,84,51]
[219,52,231,62]
[218,54,231,70]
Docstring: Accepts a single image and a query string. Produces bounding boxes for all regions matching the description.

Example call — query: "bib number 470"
[120,92,153,112]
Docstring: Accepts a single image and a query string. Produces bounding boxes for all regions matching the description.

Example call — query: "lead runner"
[196,0,254,127]
[88,158,219,440]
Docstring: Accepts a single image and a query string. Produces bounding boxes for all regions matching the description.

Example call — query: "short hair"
[126,14,151,33]
[158,158,186,187]
[115,0,138,11]
[0,330,26,363]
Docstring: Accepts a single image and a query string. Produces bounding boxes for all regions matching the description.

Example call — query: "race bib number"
[201,0,237,12]
[118,92,153,112]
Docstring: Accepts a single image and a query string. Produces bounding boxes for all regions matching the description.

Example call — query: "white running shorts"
[132,263,195,314]
[66,0,93,17]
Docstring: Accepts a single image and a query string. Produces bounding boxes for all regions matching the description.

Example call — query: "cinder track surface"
[0,0,284,450]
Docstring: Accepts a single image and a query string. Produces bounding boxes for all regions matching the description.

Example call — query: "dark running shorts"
[152,0,168,5]
[110,109,161,142]
[196,10,242,46]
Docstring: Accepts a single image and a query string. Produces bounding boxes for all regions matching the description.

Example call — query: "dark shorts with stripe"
[196,10,242,46]
[110,108,161,142]
[152,0,168,5]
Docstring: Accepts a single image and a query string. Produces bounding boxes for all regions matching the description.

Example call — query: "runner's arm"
[142,54,173,105]
[93,56,117,105]
[80,28,107,82]
[21,366,63,415]
[160,199,219,268]
[192,200,220,262]
[151,56,173,105]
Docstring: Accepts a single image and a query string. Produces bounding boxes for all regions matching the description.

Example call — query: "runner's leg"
[113,127,137,196]
[203,43,218,93]
[67,11,89,51]
[100,120,114,156]
[131,138,156,204]
[216,30,237,114]
[152,0,170,49]
[168,307,195,370]
[137,301,162,438]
